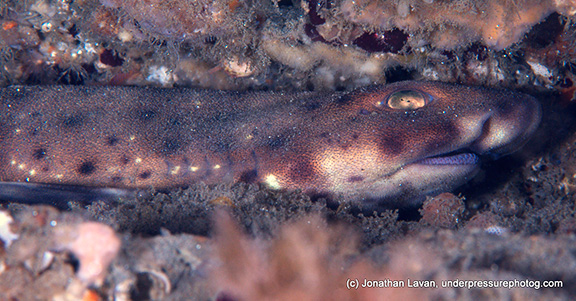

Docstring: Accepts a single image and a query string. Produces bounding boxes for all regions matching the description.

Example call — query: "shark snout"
[469,94,541,155]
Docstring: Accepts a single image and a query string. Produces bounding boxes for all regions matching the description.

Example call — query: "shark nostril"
[469,100,540,155]
[469,116,493,153]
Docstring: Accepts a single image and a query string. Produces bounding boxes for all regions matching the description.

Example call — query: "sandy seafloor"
[2,1,576,300]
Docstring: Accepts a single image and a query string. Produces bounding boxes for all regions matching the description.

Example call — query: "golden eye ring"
[379,90,430,110]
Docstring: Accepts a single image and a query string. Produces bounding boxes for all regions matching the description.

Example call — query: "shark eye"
[380,90,430,110]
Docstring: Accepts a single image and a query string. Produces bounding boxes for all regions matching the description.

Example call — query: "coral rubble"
[341,0,563,50]
[0,0,575,91]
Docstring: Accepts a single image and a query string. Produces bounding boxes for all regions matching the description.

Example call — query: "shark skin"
[0,81,541,207]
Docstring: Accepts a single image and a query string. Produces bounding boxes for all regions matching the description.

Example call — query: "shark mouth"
[413,152,479,165]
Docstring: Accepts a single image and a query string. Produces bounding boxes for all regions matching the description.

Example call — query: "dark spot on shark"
[378,134,405,156]
[267,135,286,150]
[62,114,85,128]
[319,132,333,144]
[162,138,182,155]
[303,101,321,111]
[212,139,232,153]
[119,155,130,165]
[167,117,183,127]
[139,171,151,179]
[106,136,120,146]
[138,109,157,122]
[239,169,258,183]
[347,175,364,183]
[290,158,315,182]
[32,148,47,160]
[335,94,353,106]
[78,161,96,175]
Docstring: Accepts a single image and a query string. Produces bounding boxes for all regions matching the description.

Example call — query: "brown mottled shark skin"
[0,81,540,207]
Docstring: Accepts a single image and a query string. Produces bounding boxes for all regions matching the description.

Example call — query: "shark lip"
[412,152,479,165]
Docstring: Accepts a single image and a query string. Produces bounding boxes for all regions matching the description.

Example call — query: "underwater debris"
[0,0,574,90]
[340,0,571,50]
[52,221,120,285]
[99,0,238,41]
[466,211,506,234]
[0,210,18,247]
[0,206,121,300]
[420,193,466,229]
[209,212,426,300]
